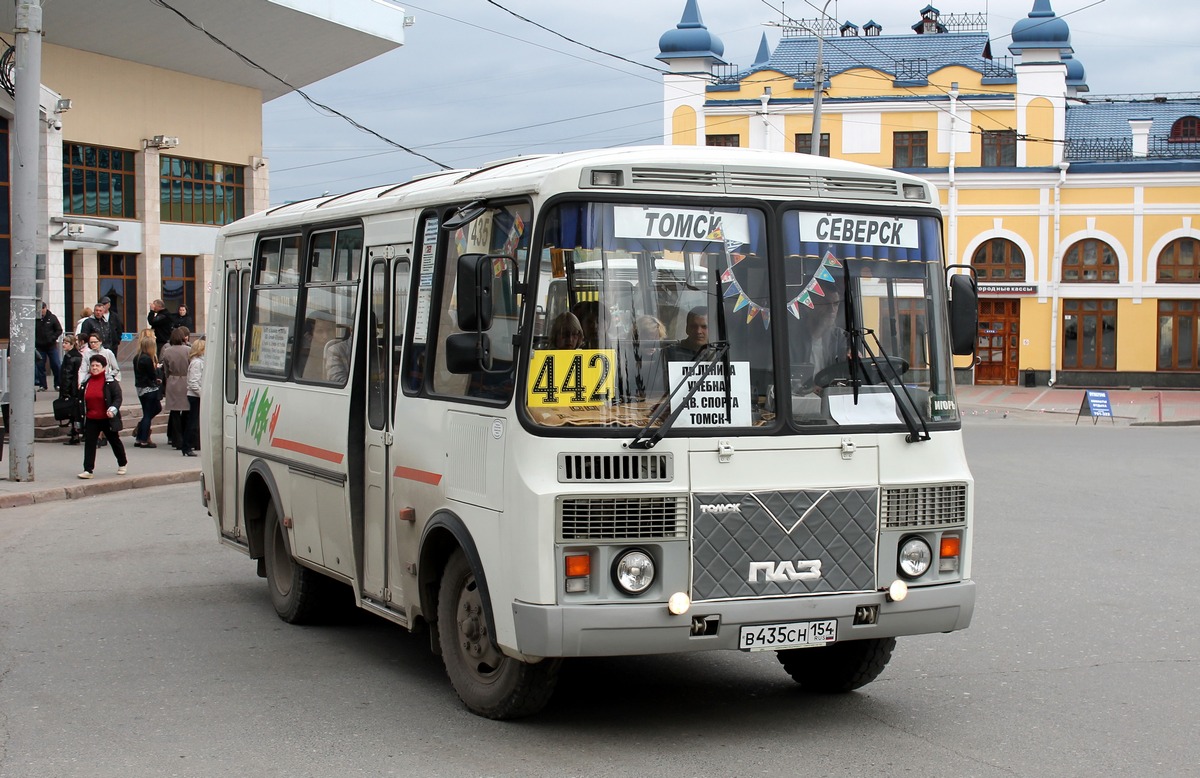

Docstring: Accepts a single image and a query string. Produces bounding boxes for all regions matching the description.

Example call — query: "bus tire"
[437,549,561,719]
[776,637,896,693]
[263,501,328,624]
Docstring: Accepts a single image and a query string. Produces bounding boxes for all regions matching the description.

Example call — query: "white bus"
[201,146,979,719]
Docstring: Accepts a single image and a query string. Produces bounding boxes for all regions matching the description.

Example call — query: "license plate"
[738,619,837,651]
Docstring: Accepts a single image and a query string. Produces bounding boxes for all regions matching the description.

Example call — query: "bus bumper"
[511,580,974,658]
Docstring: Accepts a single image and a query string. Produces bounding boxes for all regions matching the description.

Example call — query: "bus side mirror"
[948,273,978,356]
[446,332,492,374]
[456,253,493,332]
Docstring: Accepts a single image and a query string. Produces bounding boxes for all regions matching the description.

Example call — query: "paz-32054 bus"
[201,146,979,719]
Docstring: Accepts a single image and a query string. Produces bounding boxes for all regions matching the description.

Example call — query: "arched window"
[1169,116,1199,143]
[1157,237,1199,282]
[971,238,1026,281]
[1062,239,1118,283]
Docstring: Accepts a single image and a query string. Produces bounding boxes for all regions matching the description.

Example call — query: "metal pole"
[9,0,43,480]
[809,0,832,156]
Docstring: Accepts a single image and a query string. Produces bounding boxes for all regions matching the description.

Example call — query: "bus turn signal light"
[939,534,961,573]
[565,553,591,593]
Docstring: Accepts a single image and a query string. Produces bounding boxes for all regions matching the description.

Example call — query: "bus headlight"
[613,549,655,595]
[898,536,933,579]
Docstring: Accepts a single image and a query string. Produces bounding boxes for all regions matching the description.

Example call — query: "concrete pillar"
[137,146,163,322]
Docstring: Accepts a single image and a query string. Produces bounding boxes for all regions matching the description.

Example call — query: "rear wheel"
[437,549,561,719]
[263,502,333,624]
[777,637,897,693]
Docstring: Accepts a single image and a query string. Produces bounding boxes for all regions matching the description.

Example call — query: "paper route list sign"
[667,360,752,427]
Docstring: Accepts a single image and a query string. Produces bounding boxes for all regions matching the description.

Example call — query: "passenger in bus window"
[325,332,352,384]
[571,301,601,348]
[661,307,709,362]
[547,312,584,350]
[299,315,335,379]
[795,286,849,392]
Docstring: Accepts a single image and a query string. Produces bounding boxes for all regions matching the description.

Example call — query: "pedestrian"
[35,301,64,391]
[76,354,128,479]
[78,333,120,385]
[58,334,83,445]
[160,326,191,450]
[132,333,162,448]
[73,305,92,337]
[147,298,172,353]
[78,299,113,355]
[173,304,195,333]
[184,337,205,457]
[104,298,124,354]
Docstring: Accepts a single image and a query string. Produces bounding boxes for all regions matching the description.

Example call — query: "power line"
[147,0,452,170]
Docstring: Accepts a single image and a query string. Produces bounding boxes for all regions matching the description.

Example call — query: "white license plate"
[738,619,837,651]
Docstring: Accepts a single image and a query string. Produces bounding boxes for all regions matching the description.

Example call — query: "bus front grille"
[558,452,673,483]
[881,483,968,529]
[558,495,688,541]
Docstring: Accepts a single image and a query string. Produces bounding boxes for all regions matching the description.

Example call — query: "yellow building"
[658,0,1200,387]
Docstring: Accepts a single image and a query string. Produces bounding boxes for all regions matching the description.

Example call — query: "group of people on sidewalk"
[47,297,205,479]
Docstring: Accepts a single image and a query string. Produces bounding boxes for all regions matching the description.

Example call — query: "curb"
[0,469,200,510]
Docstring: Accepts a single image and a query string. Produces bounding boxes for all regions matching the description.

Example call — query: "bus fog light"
[668,591,691,615]
[613,549,655,594]
[898,537,932,579]
[887,580,908,602]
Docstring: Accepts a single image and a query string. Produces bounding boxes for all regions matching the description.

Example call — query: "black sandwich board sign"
[1076,390,1115,425]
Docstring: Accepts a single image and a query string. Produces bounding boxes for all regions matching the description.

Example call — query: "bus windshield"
[524,200,958,432]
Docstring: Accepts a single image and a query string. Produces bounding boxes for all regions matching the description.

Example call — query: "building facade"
[658,0,1200,386]
[0,0,408,349]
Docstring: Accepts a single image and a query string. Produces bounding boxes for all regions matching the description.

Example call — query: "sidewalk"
[0,373,201,510]
[956,384,1200,426]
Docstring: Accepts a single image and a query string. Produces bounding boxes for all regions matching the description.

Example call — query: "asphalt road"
[1,423,1197,777]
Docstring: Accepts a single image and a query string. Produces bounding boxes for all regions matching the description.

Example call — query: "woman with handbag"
[56,334,83,445]
[76,354,128,479]
[132,333,163,448]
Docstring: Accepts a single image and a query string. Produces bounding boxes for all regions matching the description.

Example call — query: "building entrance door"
[976,299,1021,385]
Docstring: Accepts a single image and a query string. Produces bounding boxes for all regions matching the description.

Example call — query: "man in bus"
[661,307,709,362]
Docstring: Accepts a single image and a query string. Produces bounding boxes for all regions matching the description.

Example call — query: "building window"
[1169,116,1199,143]
[893,132,928,167]
[1063,239,1118,282]
[1157,237,1199,282]
[795,133,830,156]
[981,130,1017,166]
[161,255,197,315]
[64,251,76,332]
[1158,300,1198,370]
[62,143,136,219]
[160,155,246,225]
[1062,299,1116,370]
[706,134,740,147]
[972,238,1026,281]
[97,252,139,336]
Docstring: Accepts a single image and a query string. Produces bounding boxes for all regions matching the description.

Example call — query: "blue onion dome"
[658,0,725,59]
[1010,0,1071,54]
[1063,53,1086,85]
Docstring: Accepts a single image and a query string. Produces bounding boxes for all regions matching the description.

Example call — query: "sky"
[262,0,1200,205]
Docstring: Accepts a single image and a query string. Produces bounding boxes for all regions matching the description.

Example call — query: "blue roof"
[747,31,1010,86]
[1067,101,1200,140]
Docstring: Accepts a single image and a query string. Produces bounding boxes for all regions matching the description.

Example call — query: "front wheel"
[263,502,335,624]
[777,637,897,693]
[437,549,561,719]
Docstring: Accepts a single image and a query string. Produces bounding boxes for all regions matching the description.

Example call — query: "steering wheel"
[813,355,910,388]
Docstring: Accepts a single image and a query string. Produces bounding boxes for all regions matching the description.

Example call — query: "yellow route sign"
[526,349,616,407]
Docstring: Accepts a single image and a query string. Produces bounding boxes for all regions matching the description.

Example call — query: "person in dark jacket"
[35,301,64,390]
[132,333,162,448]
[77,354,128,479]
[172,304,195,333]
[78,298,113,354]
[147,299,173,353]
[58,334,83,445]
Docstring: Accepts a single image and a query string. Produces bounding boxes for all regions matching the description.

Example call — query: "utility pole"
[809,0,833,156]
[9,0,43,480]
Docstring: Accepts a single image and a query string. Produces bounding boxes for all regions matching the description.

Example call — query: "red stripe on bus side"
[271,437,345,464]
[394,466,442,486]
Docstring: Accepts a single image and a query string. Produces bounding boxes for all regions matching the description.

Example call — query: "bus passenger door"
[362,252,410,608]
[220,261,251,541]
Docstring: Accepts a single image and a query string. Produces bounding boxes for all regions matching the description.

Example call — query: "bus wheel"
[777,637,896,693]
[437,550,561,719]
[263,502,326,624]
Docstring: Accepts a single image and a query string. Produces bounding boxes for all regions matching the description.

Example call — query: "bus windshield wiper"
[627,341,729,450]
[856,329,931,443]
